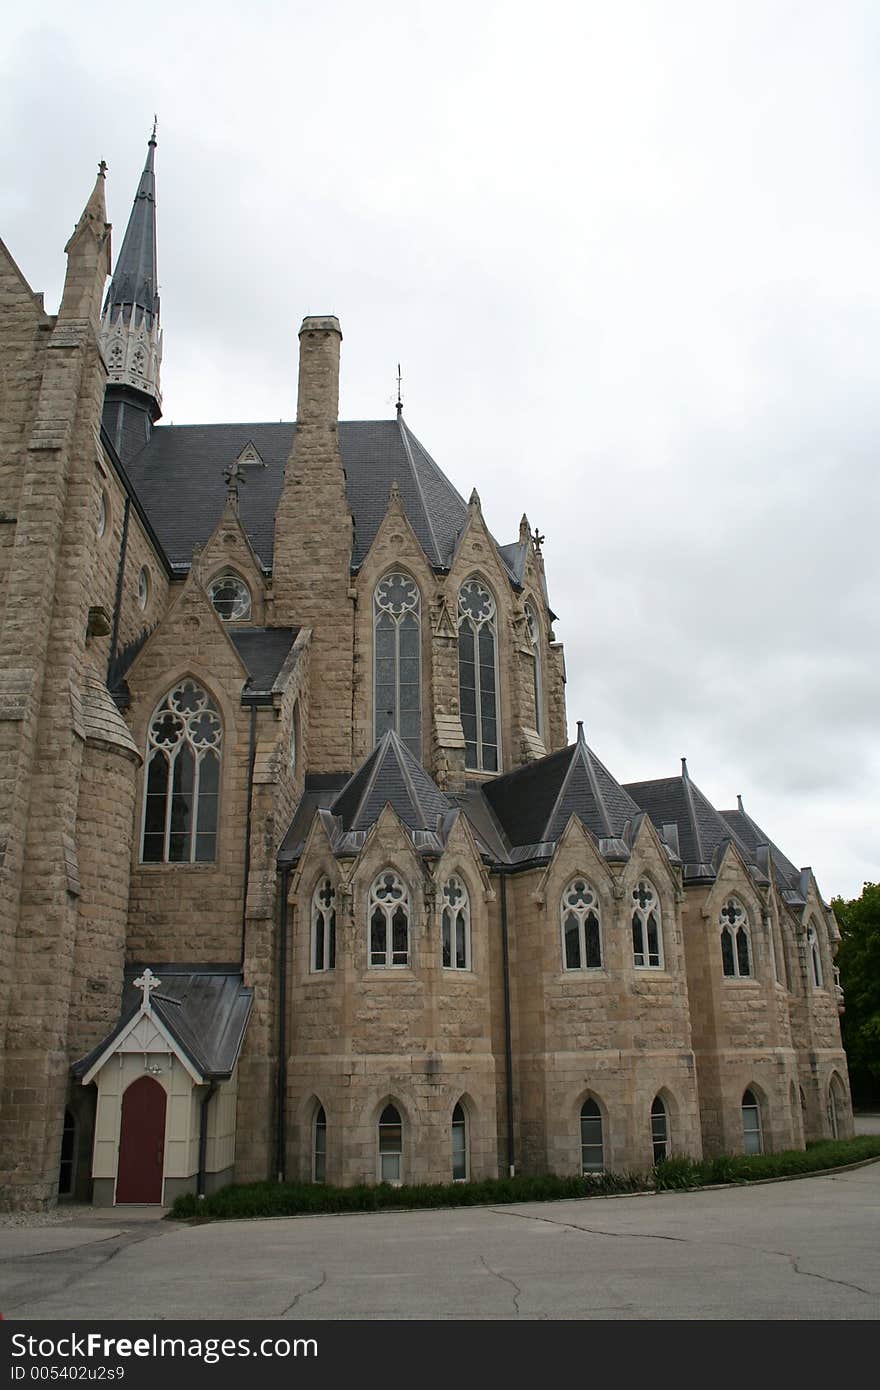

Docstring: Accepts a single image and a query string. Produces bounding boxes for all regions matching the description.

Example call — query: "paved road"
[1,1163,879,1321]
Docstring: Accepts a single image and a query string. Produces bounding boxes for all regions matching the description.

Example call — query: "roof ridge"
[347,742,384,829]
[582,743,614,838]
[397,417,443,565]
[680,762,706,864]
[389,729,430,827]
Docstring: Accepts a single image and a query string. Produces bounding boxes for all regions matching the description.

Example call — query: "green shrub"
[653,1135,880,1191]
[170,1136,880,1222]
[170,1168,647,1221]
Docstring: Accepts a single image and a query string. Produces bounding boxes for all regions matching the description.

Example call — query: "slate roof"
[121,416,522,583]
[229,627,298,696]
[484,730,641,854]
[625,765,739,882]
[719,801,803,895]
[71,965,253,1081]
[102,132,159,330]
[331,729,452,833]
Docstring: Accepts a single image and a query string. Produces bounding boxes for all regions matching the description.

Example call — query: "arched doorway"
[116,1076,167,1203]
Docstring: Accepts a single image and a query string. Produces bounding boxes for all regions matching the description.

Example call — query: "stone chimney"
[272,316,354,772]
[296,316,342,424]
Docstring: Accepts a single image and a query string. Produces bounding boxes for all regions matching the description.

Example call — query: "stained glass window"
[458,579,498,772]
[561,879,602,970]
[142,681,222,863]
[374,572,421,758]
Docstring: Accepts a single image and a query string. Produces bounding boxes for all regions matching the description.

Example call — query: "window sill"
[137,861,220,871]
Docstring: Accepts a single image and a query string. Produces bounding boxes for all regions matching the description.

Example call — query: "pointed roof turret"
[483,730,640,855]
[331,729,452,833]
[100,126,163,439]
[626,762,736,884]
[103,124,159,331]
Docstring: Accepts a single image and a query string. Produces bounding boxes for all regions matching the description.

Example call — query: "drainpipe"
[499,871,516,1177]
[106,493,131,683]
[197,1082,219,1199]
[275,866,292,1182]
[240,704,258,966]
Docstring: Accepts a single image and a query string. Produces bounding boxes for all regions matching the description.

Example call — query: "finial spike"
[151,114,158,144]
[737,793,744,812]
[396,363,403,417]
[681,756,689,779]
[576,720,585,743]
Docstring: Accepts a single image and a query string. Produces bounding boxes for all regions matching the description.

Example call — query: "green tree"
[833,883,880,1103]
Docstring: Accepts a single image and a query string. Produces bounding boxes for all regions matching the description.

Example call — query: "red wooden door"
[116,1075,167,1203]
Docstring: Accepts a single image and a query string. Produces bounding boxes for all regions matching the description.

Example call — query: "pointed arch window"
[58,1109,77,1197]
[142,680,222,863]
[208,571,251,622]
[525,602,544,739]
[312,1105,327,1183]
[458,579,499,772]
[720,898,752,977]
[312,878,337,972]
[452,1102,469,1181]
[442,876,471,970]
[561,879,602,970]
[369,872,410,968]
[632,880,662,968]
[742,1089,763,1154]
[374,572,421,758]
[827,1074,846,1139]
[651,1095,670,1163]
[378,1103,403,1183]
[580,1099,604,1173]
[807,922,823,988]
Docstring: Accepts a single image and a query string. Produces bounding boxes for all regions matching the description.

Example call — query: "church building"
[0,133,852,1208]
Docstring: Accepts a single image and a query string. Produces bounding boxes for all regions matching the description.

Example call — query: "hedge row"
[170,1135,880,1222]
[652,1134,880,1189]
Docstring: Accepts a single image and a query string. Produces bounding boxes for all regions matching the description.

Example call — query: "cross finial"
[396,363,403,417]
[531,526,545,552]
[98,160,108,178]
[134,968,160,1009]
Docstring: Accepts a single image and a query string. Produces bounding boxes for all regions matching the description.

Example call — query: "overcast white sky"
[2,1,877,899]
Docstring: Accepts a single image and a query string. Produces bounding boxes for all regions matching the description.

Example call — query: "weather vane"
[396,363,403,417]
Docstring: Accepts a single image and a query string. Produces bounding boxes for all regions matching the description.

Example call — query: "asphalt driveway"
[1,1162,878,1320]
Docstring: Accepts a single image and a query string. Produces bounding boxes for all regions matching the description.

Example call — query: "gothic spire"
[103,125,159,329]
[100,125,163,417]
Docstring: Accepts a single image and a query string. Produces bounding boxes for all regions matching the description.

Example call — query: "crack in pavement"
[0,1231,127,1264]
[479,1253,522,1315]
[489,1209,877,1302]
[488,1207,688,1243]
[2,1225,167,1315]
[278,1271,327,1318]
[767,1249,877,1299]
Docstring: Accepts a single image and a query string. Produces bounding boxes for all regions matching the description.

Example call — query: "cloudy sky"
[2,1,877,899]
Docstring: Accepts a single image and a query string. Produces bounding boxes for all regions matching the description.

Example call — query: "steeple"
[100,124,163,435]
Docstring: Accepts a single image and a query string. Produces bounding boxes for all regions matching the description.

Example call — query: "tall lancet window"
[374,572,421,759]
[142,680,222,863]
[525,602,543,739]
[458,578,499,772]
